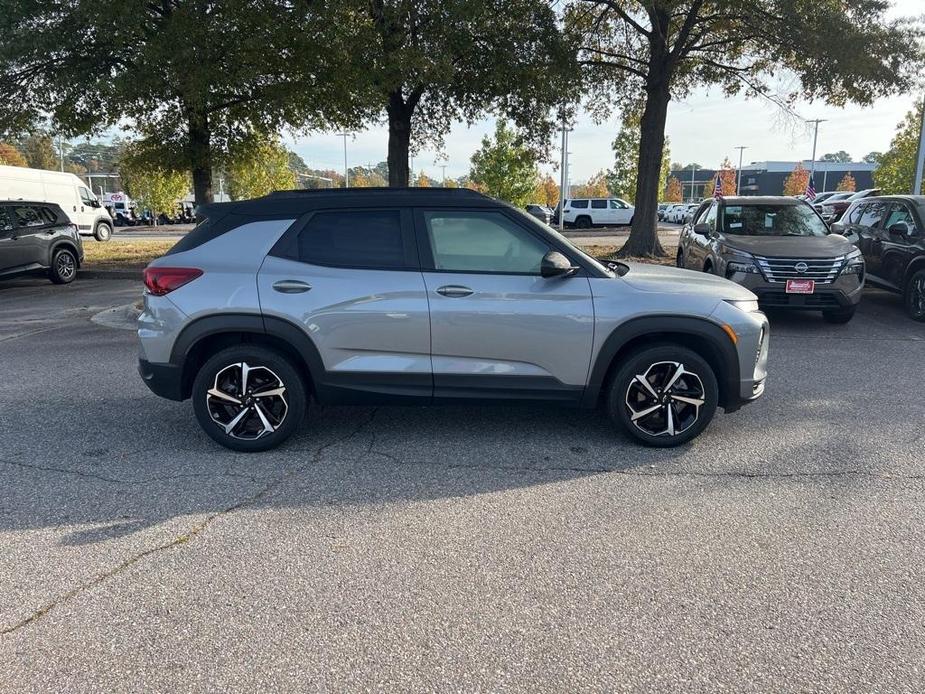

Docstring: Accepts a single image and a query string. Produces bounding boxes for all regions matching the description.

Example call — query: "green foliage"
[607,107,670,202]
[863,151,884,165]
[226,136,296,201]
[875,102,925,195]
[820,151,852,163]
[119,145,190,215]
[18,133,58,169]
[0,142,27,166]
[469,121,539,206]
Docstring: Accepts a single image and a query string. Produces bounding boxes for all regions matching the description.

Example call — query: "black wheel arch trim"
[49,240,82,267]
[581,315,742,410]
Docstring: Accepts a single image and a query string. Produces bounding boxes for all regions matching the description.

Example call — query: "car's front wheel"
[607,345,719,447]
[191,345,307,452]
[48,248,78,284]
[904,269,925,322]
[676,250,685,268]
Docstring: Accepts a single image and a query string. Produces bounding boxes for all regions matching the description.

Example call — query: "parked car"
[677,196,864,323]
[559,197,634,228]
[139,188,769,451]
[666,204,692,224]
[833,195,925,320]
[525,204,553,225]
[819,188,881,223]
[805,191,841,206]
[0,200,83,284]
[683,203,700,224]
[0,164,113,241]
[657,203,669,221]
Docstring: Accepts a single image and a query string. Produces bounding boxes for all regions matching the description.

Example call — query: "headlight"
[726,260,761,274]
[841,249,864,274]
[726,299,760,313]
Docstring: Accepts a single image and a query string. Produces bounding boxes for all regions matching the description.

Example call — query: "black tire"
[575,215,592,229]
[94,222,112,242]
[903,268,925,322]
[48,248,78,284]
[703,261,714,275]
[607,344,719,447]
[822,306,856,324]
[191,345,307,452]
[676,249,684,268]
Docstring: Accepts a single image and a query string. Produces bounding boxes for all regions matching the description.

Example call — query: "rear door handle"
[272,280,312,294]
[436,285,473,298]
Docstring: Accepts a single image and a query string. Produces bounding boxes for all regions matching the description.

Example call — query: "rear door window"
[296,209,415,269]
[591,199,607,209]
[883,203,915,230]
[570,200,588,209]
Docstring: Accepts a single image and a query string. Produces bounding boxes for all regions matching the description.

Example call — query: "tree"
[875,102,925,195]
[0,1,367,205]
[571,171,610,198]
[717,158,737,196]
[19,133,58,170]
[469,121,539,206]
[863,151,883,165]
[783,163,810,196]
[573,1,923,257]
[664,176,683,202]
[836,173,857,192]
[119,146,190,216]
[607,106,671,202]
[533,174,560,208]
[414,171,432,188]
[820,151,852,163]
[226,135,297,201]
[360,0,574,187]
[0,142,27,167]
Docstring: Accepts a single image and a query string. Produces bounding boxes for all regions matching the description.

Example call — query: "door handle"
[436,285,473,298]
[272,280,312,294]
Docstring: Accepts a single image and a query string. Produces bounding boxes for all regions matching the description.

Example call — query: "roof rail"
[266,187,485,198]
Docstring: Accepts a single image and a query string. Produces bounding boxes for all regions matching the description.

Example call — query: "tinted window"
[0,208,12,232]
[858,202,887,228]
[721,203,827,237]
[11,205,47,228]
[845,203,865,225]
[702,202,717,228]
[297,210,407,268]
[591,199,606,209]
[570,200,588,209]
[883,203,915,230]
[423,210,549,274]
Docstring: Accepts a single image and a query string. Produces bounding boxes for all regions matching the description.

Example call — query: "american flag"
[713,171,723,199]
[806,174,816,201]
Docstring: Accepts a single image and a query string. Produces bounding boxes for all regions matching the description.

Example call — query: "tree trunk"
[619,78,670,258]
[187,110,213,207]
[386,90,412,187]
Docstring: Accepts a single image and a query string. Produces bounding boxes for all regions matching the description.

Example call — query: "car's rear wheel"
[48,248,77,284]
[191,345,307,452]
[904,269,925,322]
[676,250,684,268]
[607,345,718,447]
[822,306,856,324]
[575,215,592,229]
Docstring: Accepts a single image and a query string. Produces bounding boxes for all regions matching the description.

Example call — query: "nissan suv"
[0,200,83,284]
[138,188,769,452]
[677,196,864,323]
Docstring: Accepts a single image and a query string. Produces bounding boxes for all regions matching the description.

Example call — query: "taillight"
[143,267,203,296]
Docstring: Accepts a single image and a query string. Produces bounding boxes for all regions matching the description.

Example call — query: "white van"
[0,165,114,241]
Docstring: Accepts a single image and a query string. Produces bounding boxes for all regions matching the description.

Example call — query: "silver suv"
[138,189,769,451]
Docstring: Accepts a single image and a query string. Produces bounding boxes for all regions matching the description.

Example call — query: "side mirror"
[888,222,915,237]
[541,250,577,278]
[693,223,710,236]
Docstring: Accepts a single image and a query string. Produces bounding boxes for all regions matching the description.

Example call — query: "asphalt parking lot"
[1,276,924,692]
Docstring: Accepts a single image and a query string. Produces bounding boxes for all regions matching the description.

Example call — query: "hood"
[719,233,853,258]
[619,262,755,301]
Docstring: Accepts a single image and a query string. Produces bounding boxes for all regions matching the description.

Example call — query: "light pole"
[914,94,925,195]
[689,165,696,201]
[336,133,350,187]
[806,119,826,177]
[734,146,747,194]
[557,118,573,231]
[436,162,448,185]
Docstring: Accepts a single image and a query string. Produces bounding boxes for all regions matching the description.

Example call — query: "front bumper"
[725,268,863,312]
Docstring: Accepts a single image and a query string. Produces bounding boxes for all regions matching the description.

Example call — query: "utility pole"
[437,162,448,185]
[806,119,826,177]
[336,133,350,188]
[734,146,747,194]
[58,136,64,172]
[557,118,572,231]
[690,165,695,201]
[914,93,925,195]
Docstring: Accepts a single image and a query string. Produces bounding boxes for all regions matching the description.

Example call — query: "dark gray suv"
[139,188,769,452]
[0,201,83,284]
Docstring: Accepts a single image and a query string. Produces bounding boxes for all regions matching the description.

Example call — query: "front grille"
[756,291,841,308]
[753,256,844,284]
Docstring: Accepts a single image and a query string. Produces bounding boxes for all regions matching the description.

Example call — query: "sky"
[285,0,924,185]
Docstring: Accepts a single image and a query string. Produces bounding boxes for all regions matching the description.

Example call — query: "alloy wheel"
[624,361,705,437]
[206,361,288,440]
[912,276,925,319]
[56,252,76,280]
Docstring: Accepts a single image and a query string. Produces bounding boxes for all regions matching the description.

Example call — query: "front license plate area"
[786,279,815,294]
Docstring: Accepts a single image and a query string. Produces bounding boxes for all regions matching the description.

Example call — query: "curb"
[80,268,142,280]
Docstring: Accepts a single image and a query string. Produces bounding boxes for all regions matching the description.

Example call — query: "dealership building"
[675,160,877,200]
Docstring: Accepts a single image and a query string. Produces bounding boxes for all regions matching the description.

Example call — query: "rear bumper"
[138,359,184,401]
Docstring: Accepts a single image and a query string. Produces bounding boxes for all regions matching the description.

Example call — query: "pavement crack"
[0,409,380,637]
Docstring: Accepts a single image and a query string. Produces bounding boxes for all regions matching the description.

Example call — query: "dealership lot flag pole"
[914,94,925,195]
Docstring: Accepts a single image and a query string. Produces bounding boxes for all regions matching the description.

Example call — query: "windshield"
[721,204,828,237]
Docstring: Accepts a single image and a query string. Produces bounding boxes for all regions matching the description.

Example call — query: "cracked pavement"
[1,276,925,692]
